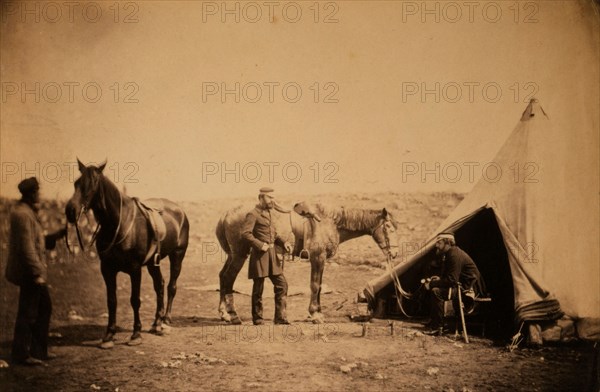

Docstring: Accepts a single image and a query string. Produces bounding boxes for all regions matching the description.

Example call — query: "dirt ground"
[0,192,598,392]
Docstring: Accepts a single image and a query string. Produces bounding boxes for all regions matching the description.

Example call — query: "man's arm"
[274,234,292,253]
[430,256,460,289]
[241,212,267,251]
[45,228,67,250]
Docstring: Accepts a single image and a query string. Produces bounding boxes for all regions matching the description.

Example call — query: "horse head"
[293,201,322,222]
[371,208,400,259]
[65,158,107,223]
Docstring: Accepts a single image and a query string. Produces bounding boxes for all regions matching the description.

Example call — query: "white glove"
[261,243,269,252]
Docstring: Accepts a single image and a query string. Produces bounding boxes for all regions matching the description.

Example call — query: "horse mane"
[312,203,397,232]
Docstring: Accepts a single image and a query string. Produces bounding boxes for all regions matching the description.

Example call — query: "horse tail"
[215,217,231,255]
[179,212,190,248]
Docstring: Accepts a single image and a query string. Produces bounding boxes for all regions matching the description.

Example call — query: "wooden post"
[457,284,470,344]
[361,323,368,337]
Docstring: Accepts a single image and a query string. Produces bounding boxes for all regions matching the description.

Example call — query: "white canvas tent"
[365,99,600,339]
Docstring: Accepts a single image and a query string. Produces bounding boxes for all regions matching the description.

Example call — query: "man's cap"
[435,233,455,242]
[259,187,275,196]
[18,177,40,195]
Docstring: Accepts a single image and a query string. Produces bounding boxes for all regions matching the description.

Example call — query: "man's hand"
[284,242,292,254]
[261,243,269,252]
[34,276,46,286]
[423,276,440,291]
[57,228,68,238]
[424,280,431,291]
[428,276,441,290]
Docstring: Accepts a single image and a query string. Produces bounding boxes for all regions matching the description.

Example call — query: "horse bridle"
[68,189,136,255]
[372,217,398,258]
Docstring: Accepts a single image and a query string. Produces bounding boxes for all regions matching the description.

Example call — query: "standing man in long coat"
[5,177,66,365]
[242,187,292,325]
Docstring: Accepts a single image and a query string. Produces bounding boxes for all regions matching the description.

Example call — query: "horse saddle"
[136,199,167,241]
[134,198,167,265]
[292,215,314,260]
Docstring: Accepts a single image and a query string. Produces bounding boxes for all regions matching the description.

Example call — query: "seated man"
[424,233,482,335]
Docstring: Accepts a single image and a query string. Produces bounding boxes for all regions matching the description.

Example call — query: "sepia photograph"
[1,0,599,391]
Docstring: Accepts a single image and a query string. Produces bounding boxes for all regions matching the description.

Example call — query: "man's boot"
[273,276,290,324]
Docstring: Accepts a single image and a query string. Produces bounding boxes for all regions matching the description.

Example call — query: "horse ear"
[77,158,86,173]
[98,160,107,172]
[382,208,388,217]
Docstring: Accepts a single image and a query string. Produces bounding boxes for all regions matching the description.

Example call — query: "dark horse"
[65,160,189,348]
[216,201,399,324]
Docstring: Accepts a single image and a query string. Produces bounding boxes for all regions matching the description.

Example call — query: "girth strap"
[133,198,165,266]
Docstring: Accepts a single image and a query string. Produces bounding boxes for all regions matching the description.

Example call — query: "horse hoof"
[311,313,325,324]
[150,325,162,335]
[160,324,172,335]
[220,312,232,323]
[228,315,242,325]
[128,337,142,346]
[99,340,114,349]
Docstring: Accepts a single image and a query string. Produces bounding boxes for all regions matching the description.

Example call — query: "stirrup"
[153,253,160,267]
[299,249,310,259]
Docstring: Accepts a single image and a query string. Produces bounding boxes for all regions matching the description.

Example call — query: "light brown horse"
[216,201,399,323]
[65,160,189,347]
[292,202,400,323]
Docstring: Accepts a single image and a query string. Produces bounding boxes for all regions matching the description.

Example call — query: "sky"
[1,0,598,201]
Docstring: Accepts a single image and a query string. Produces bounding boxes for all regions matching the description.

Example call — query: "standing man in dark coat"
[424,233,482,335]
[5,177,66,366]
[242,187,292,325]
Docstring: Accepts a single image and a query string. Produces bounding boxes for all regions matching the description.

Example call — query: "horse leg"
[128,268,143,345]
[164,249,185,325]
[218,253,233,322]
[219,252,246,324]
[317,260,326,313]
[147,264,165,334]
[100,264,117,349]
[308,253,326,324]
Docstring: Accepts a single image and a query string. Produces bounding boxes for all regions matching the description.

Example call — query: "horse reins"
[70,190,137,255]
[385,252,417,318]
[374,215,416,317]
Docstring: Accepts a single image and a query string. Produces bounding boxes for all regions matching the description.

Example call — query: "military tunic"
[242,205,286,279]
[5,202,47,285]
[430,246,482,292]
